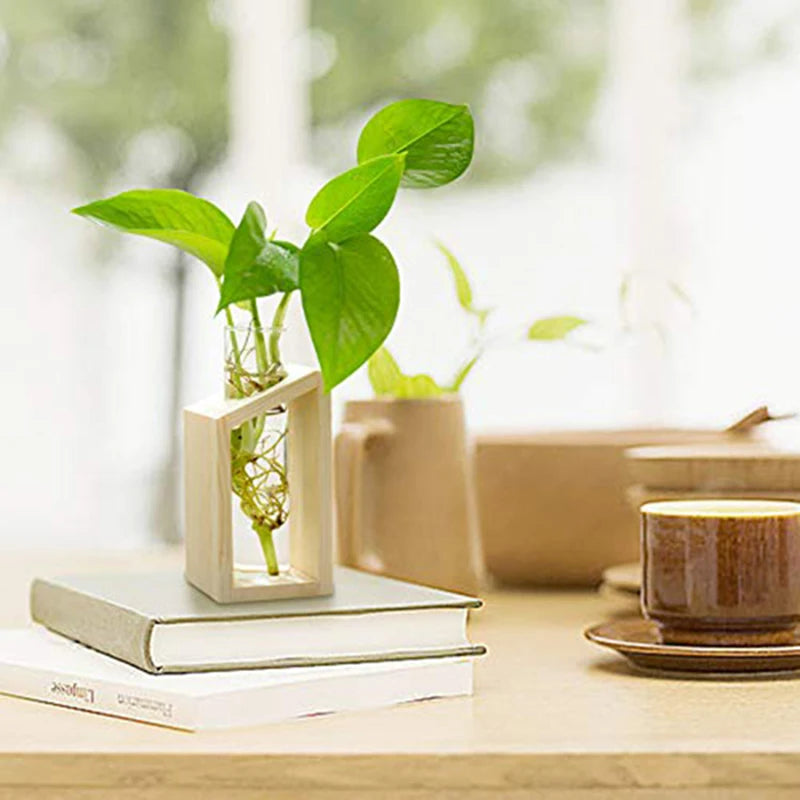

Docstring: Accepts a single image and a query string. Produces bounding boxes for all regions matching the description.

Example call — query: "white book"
[0,629,474,731]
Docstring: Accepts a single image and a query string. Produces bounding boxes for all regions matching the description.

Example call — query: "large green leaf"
[436,241,491,325]
[216,202,299,313]
[300,234,400,390]
[527,316,587,340]
[305,155,404,242]
[368,347,444,398]
[72,189,235,277]
[357,99,474,188]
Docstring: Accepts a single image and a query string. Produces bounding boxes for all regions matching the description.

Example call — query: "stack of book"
[0,567,484,730]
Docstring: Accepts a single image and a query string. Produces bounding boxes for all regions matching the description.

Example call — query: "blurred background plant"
[311,0,607,183]
[0,0,228,188]
[368,242,586,398]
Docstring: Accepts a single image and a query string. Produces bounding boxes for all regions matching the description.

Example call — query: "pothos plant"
[368,242,586,397]
[73,98,475,574]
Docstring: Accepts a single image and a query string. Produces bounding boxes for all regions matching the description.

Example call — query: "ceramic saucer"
[600,562,640,596]
[585,617,800,675]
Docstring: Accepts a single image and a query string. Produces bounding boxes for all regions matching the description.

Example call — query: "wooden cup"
[641,499,800,645]
[335,397,484,595]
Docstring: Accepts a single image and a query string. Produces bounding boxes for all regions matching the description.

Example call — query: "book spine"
[0,662,193,730]
[30,579,158,673]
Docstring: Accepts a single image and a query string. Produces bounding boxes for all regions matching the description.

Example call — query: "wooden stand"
[183,364,333,603]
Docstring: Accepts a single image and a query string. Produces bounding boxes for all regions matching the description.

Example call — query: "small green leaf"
[436,241,491,324]
[357,99,474,188]
[368,347,444,398]
[668,280,695,312]
[367,347,403,395]
[217,202,299,312]
[300,234,400,390]
[527,316,588,341]
[306,155,404,242]
[72,189,234,277]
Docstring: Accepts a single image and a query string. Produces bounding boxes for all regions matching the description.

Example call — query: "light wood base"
[183,364,333,603]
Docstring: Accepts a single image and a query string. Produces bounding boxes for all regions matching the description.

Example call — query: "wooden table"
[2,551,800,798]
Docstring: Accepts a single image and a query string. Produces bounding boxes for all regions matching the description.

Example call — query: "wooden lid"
[476,428,740,448]
[626,444,800,491]
[477,406,789,450]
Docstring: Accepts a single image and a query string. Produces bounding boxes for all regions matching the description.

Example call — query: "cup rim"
[641,498,800,518]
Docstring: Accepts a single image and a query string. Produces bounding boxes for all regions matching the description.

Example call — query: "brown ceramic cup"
[641,499,800,645]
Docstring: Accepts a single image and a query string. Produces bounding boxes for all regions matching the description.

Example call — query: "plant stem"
[249,299,270,375]
[227,297,291,578]
[221,289,245,397]
[447,347,484,392]
[269,292,292,365]
[256,525,280,575]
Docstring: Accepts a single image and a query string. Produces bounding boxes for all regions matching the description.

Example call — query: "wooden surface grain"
[3,550,800,797]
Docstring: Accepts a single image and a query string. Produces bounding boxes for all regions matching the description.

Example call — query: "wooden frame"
[183,364,333,603]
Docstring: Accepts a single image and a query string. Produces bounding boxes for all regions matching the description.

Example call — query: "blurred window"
[2,0,800,549]
[0,0,229,548]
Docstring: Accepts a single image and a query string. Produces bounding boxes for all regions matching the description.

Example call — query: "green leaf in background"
[72,189,235,277]
[357,99,474,188]
[436,241,491,325]
[668,280,695,312]
[300,234,400,390]
[446,352,482,392]
[216,201,299,312]
[305,154,405,242]
[527,315,587,341]
[368,347,444,398]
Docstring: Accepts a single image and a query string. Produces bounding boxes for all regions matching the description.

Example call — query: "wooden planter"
[183,365,333,603]
[335,396,484,595]
[475,429,753,587]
